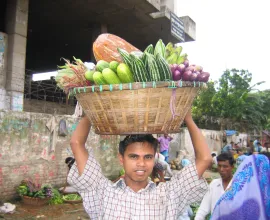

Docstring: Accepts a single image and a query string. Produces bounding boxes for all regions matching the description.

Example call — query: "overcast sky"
[175,0,270,91]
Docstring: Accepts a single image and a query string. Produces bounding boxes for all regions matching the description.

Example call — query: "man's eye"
[129,155,137,159]
[145,155,153,160]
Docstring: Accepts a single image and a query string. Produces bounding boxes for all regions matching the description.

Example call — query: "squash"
[93,33,141,63]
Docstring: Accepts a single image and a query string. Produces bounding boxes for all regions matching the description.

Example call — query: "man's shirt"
[68,150,208,220]
[158,136,172,152]
[194,178,232,220]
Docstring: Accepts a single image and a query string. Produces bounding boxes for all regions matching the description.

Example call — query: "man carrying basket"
[68,110,212,219]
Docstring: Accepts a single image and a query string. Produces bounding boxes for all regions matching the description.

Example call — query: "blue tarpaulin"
[225,130,237,136]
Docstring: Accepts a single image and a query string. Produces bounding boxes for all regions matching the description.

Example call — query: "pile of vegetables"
[55,34,210,93]
[16,179,53,199]
[16,179,64,205]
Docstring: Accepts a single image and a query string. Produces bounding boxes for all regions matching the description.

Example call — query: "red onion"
[173,70,182,81]
[182,70,192,81]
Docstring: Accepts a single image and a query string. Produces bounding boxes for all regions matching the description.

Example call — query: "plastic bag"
[58,119,68,136]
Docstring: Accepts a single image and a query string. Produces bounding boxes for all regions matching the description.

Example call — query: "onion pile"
[170,60,210,82]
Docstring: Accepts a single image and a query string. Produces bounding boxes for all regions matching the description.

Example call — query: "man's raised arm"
[184,110,212,178]
[70,116,91,175]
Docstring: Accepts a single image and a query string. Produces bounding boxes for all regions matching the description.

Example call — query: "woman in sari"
[211,154,270,220]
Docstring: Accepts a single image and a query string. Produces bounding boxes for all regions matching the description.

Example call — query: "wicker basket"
[71,81,205,135]
[21,196,50,206]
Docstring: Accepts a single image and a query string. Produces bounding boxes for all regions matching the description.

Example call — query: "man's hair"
[65,157,75,170]
[119,134,158,156]
[217,152,235,166]
[211,153,216,157]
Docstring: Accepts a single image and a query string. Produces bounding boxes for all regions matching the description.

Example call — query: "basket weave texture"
[73,81,204,135]
[21,196,50,206]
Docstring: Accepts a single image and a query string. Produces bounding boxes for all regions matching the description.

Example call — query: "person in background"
[221,142,234,154]
[158,133,173,163]
[210,153,218,170]
[253,137,262,153]
[195,153,235,220]
[236,148,247,168]
[154,152,173,177]
[211,154,270,220]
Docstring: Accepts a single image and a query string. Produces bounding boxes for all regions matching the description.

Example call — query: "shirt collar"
[113,178,156,192]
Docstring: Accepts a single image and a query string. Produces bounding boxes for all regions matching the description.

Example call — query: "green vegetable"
[96,60,110,72]
[93,71,107,85]
[129,55,150,82]
[102,68,121,84]
[117,48,133,68]
[116,63,134,83]
[84,70,95,81]
[144,44,154,55]
[156,53,172,81]
[176,53,188,65]
[165,42,174,59]
[63,194,82,201]
[166,52,178,64]
[109,61,119,73]
[154,39,166,58]
[145,52,160,81]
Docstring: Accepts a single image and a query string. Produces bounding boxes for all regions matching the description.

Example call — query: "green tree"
[192,69,266,132]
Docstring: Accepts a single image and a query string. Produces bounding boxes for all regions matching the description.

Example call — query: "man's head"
[164,133,168,138]
[118,135,158,191]
[217,153,234,181]
[211,153,217,157]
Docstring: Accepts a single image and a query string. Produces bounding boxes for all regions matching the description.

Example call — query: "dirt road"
[0,202,90,220]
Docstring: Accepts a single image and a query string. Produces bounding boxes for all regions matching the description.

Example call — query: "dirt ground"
[0,170,219,220]
[0,202,89,220]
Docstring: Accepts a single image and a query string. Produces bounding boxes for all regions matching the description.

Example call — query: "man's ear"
[118,153,124,166]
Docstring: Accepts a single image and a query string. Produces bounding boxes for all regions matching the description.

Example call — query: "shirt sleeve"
[166,162,208,210]
[67,149,108,192]
[194,187,211,220]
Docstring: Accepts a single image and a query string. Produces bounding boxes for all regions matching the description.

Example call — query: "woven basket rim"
[69,80,206,95]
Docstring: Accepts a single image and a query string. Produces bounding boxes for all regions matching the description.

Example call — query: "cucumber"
[145,52,161,81]
[117,48,132,68]
[96,60,110,72]
[93,71,107,85]
[102,68,121,84]
[116,63,134,83]
[130,54,150,82]
[156,53,172,81]
[109,61,119,72]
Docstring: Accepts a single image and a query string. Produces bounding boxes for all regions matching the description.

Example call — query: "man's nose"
[137,157,145,166]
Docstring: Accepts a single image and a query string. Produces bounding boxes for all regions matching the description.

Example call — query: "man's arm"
[184,110,212,178]
[70,116,91,175]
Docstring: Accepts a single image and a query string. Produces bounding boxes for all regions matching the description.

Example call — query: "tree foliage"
[192,69,267,132]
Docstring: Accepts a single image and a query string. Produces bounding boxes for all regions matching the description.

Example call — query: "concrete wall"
[0,110,121,200]
[169,128,223,162]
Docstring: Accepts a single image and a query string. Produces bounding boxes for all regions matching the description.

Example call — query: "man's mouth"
[135,170,146,175]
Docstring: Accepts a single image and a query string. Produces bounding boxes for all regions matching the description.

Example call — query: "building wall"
[169,128,223,162]
[0,110,121,200]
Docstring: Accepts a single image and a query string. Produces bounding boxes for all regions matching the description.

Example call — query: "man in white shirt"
[195,153,235,220]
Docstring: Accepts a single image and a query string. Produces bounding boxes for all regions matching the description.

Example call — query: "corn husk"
[55,57,91,94]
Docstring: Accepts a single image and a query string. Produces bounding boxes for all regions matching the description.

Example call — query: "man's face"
[118,142,155,190]
[217,160,233,180]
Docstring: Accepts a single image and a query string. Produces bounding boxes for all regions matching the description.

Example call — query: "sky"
[175,0,270,91]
